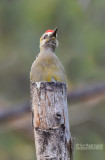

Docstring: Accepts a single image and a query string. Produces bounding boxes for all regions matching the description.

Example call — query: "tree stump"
[30,82,73,160]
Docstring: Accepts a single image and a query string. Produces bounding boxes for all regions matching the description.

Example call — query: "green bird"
[30,27,67,84]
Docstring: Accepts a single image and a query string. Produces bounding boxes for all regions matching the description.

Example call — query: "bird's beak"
[50,27,58,38]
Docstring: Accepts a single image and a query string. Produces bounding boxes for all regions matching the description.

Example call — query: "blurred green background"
[0,0,105,160]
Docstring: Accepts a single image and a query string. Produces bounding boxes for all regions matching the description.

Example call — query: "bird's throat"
[40,44,56,53]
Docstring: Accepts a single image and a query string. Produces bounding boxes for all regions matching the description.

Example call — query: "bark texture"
[30,82,73,160]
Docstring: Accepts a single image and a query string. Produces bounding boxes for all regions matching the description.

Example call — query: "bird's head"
[40,27,58,51]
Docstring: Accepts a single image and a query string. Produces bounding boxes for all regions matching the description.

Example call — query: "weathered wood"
[30,82,73,160]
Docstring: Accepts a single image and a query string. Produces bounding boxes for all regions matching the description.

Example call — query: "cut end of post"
[31,81,67,91]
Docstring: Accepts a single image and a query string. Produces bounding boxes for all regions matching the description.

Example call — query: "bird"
[30,27,67,84]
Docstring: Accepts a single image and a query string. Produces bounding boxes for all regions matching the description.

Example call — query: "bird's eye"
[43,34,48,39]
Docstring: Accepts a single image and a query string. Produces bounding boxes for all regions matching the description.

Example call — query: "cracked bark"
[30,82,73,160]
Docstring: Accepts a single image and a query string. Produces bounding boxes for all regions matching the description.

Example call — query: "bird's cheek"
[46,38,49,41]
[52,37,55,40]
[41,40,45,47]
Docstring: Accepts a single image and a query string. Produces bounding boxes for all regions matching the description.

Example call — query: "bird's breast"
[30,52,66,83]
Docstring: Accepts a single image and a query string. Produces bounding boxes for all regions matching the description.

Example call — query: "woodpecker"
[30,27,67,84]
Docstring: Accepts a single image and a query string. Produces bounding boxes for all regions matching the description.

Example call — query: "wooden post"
[30,82,73,160]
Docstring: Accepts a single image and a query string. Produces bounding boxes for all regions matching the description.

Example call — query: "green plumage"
[30,28,67,84]
[30,51,67,84]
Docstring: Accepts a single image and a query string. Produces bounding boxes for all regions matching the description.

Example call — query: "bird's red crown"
[45,30,54,33]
